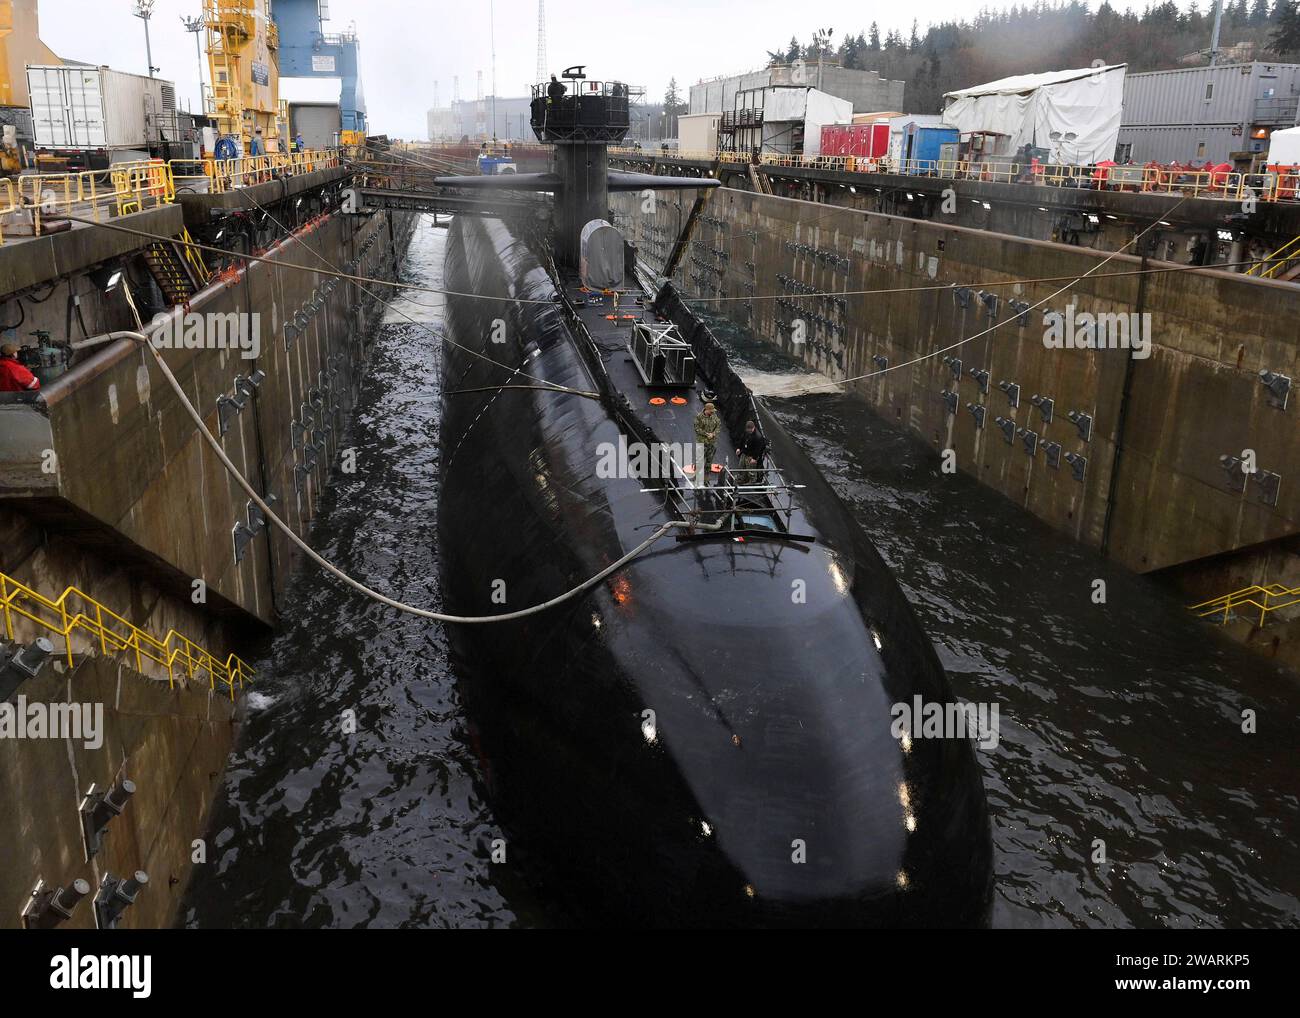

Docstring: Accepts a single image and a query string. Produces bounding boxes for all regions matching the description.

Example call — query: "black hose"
[0,297,25,332]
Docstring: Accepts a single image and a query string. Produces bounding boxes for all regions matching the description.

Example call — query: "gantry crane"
[203,0,284,153]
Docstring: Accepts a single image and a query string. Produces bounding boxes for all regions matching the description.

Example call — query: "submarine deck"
[565,271,743,484]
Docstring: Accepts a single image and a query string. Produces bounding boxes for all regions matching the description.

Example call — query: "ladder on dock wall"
[1247,235,1300,281]
[0,570,252,699]
[143,240,200,305]
[748,162,773,195]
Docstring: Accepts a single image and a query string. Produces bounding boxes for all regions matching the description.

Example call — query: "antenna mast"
[490,0,498,140]
[536,1,548,84]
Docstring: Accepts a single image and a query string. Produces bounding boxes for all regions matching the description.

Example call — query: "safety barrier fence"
[0,570,252,699]
[1188,583,1300,628]
[0,149,341,242]
[607,148,1300,204]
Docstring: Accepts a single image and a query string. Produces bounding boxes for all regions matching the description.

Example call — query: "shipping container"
[820,121,889,158]
[905,124,959,166]
[27,65,178,155]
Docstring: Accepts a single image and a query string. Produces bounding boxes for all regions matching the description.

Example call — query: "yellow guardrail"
[608,147,1297,204]
[0,149,341,241]
[0,570,252,699]
[1247,235,1300,279]
[1188,583,1300,628]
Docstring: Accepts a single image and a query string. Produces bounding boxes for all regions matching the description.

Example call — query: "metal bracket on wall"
[79,778,136,859]
[1063,452,1087,483]
[1009,299,1031,328]
[953,285,972,310]
[940,389,958,415]
[247,493,277,535]
[1066,409,1093,442]
[872,354,889,371]
[942,355,962,380]
[232,521,257,564]
[1043,440,1063,469]
[968,367,990,394]
[1017,427,1039,456]
[995,415,1015,444]
[966,402,986,429]
[998,380,1020,408]
[1030,394,1054,424]
[1259,370,1291,411]
[1219,455,1248,493]
[217,394,241,436]
[1252,469,1282,507]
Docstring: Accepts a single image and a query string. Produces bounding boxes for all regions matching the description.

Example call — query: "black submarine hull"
[439,214,993,926]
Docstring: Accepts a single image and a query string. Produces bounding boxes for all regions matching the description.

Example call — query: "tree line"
[759,1,1300,113]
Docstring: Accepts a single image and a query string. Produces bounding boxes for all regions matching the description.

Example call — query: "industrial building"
[1117,61,1300,167]
[428,95,542,142]
[716,84,851,157]
[689,62,904,119]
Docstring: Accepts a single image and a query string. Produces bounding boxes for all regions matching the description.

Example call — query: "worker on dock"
[0,343,39,393]
[737,420,768,481]
[547,75,566,103]
[694,402,721,484]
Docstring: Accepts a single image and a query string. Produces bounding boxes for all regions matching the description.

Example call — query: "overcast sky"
[36,0,1213,139]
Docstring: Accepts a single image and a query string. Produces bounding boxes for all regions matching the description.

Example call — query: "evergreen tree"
[1272,0,1300,51]
[869,22,881,51]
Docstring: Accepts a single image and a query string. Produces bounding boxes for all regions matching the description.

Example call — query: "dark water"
[183,220,1300,929]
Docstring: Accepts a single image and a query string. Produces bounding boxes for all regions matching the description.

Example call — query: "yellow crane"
[204,0,284,152]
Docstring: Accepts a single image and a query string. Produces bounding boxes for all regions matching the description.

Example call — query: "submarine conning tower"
[529,69,630,267]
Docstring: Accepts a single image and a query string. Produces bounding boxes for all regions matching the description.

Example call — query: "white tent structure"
[942,64,1127,165]
[1267,126,1300,166]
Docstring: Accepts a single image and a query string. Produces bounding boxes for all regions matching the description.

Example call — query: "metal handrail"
[0,149,341,241]
[0,570,252,699]
[608,147,1300,204]
[1247,234,1300,278]
[1189,582,1300,629]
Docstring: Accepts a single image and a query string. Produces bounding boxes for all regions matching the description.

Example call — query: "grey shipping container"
[27,64,178,152]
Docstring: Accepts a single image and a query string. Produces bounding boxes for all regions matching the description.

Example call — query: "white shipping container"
[27,65,177,151]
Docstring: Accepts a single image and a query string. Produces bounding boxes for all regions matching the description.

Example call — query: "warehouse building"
[689,62,904,119]
[1117,61,1300,168]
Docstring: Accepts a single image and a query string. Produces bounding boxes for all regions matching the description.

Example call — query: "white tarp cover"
[1268,126,1300,166]
[802,90,853,157]
[942,64,1127,164]
[580,220,623,290]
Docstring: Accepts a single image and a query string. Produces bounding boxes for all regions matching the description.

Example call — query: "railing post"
[59,598,73,667]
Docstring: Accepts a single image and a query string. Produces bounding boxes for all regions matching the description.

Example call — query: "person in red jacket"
[0,343,39,392]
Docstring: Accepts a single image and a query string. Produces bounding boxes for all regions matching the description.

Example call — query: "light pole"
[133,0,158,78]
[182,15,206,111]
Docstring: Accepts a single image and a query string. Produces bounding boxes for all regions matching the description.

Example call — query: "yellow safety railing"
[0,176,18,244]
[1188,583,1300,628]
[608,147,1299,204]
[1,149,341,242]
[1247,235,1300,279]
[0,570,252,699]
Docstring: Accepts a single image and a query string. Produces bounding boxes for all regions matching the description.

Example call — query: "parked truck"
[26,65,180,170]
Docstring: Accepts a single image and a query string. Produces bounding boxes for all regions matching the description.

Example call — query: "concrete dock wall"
[0,201,417,927]
[615,188,1300,585]
[2,207,418,627]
